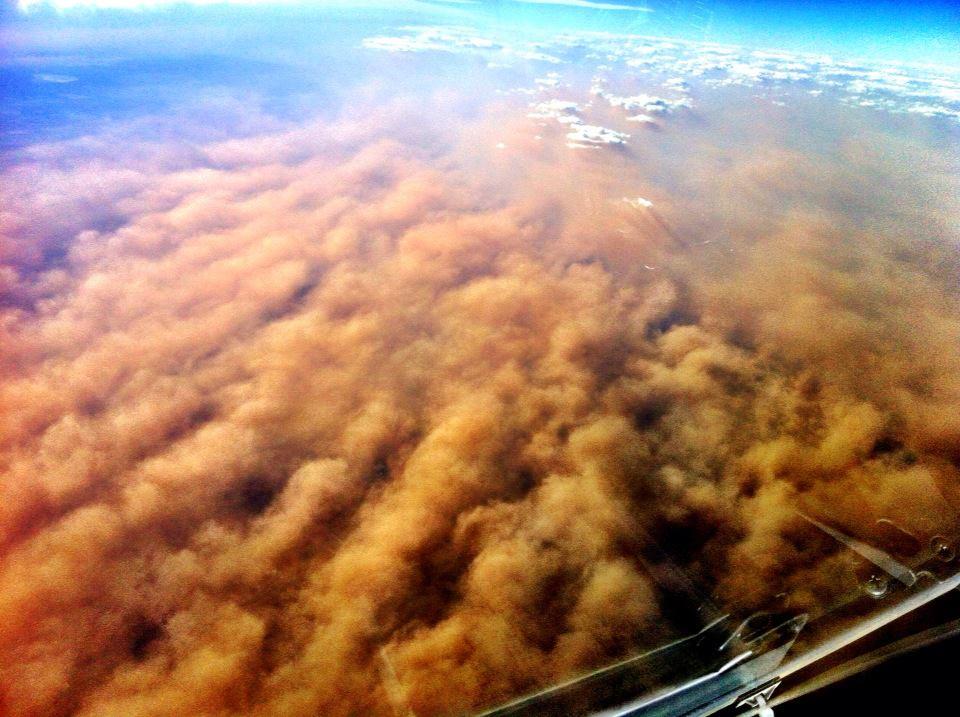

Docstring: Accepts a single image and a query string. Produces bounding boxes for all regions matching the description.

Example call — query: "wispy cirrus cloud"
[15,0,652,11]
[513,0,651,10]
[14,0,454,12]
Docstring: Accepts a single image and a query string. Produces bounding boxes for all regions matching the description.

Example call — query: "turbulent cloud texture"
[1,86,959,717]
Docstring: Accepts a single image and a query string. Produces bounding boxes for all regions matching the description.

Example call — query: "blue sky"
[2,0,958,66]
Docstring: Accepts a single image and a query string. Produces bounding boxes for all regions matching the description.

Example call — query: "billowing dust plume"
[1,95,960,717]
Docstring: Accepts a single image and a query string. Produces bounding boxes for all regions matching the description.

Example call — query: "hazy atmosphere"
[2,1,959,716]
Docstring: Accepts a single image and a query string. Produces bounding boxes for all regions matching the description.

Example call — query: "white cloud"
[513,0,651,11]
[19,0,240,9]
[360,23,960,126]
[566,123,628,146]
[18,0,653,10]
[363,26,501,55]
[601,92,692,114]
[534,72,563,88]
[528,99,582,120]
[34,73,79,83]
[17,0,447,12]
